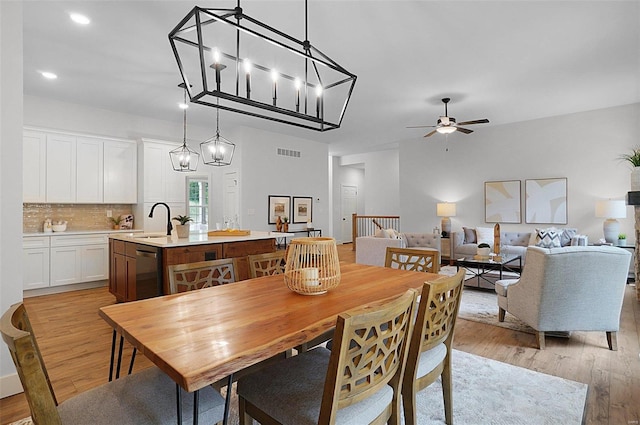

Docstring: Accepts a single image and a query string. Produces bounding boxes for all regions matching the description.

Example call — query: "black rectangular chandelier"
[168,2,357,132]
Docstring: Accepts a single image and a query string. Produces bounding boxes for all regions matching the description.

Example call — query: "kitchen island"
[109,231,279,302]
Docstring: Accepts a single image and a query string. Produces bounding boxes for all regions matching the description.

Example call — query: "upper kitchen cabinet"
[23,127,137,204]
[76,137,104,203]
[46,133,77,203]
[23,130,47,202]
[139,139,186,204]
[104,140,137,204]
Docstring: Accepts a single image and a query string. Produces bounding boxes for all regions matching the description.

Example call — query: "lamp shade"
[436,202,457,217]
[595,200,626,219]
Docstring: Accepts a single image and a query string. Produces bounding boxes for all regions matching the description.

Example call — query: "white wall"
[236,126,330,235]
[399,103,640,242]
[0,0,25,398]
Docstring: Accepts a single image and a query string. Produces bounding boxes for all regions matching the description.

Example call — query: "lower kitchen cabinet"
[23,237,50,290]
[23,233,110,291]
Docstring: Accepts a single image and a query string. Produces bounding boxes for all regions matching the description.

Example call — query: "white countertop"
[24,229,144,237]
[109,230,286,248]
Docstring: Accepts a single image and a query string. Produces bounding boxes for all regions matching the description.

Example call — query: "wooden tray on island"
[208,229,251,236]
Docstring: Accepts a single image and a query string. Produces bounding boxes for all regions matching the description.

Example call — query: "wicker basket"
[284,237,341,295]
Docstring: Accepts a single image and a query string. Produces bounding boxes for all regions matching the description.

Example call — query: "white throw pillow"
[535,228,562,248]
[375,229,387,238]
[385,228,399,239]
[475,227,494,247]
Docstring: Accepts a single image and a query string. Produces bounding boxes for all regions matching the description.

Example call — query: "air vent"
[277,148,301,158]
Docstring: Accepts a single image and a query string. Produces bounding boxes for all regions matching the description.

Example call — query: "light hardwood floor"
[1,243,639,424]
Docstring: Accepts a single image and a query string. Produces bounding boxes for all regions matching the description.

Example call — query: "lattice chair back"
[385,247,440,273]
[168,258,238,294]
[247,251,286,278]
[319,289,418,423]
[402,268,465,425]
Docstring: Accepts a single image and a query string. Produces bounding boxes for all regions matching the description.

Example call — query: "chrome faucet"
[148,202,173,236]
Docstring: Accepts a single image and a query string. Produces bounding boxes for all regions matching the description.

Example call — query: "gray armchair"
[495,245,631,350]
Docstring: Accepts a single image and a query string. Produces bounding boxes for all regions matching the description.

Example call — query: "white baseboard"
[0,372,24,398]
[23,280,107,298]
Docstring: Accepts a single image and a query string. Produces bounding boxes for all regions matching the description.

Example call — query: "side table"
[441,237,451,265]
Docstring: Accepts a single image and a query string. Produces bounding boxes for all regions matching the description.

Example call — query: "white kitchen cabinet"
[50,234,109,287]
[76,137,104,203]
[23,237,50,290]
[23,130,47,203]
[104,140,137,204]
[140,139,186,204]
[50,246,82,286]
[46,133,77,203]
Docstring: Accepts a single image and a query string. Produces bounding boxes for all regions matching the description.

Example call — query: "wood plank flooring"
[1,242,639,424]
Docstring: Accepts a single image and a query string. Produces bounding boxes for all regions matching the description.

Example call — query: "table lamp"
[436,202,457,237]
[595,200,626,244]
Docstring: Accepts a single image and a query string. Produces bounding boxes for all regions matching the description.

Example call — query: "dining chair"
[247,251,286,278]
[402,268,465,425]
[1,302,226,425]
[168,258,238,294]
[237,289,418,425]
[384,247,440,273]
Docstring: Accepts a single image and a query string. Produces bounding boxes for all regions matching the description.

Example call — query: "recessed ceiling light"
[40,71,58,80]
[70,13,90,25]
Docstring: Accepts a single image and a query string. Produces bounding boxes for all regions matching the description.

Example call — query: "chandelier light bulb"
[315,85,323,96]
[178,102,189,109]
[213,49,221,64]
[69,13,90,25]
[243,60,251,74]
[294,79,302,89]
[271,70,279,82]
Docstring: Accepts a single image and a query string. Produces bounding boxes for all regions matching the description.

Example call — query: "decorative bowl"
[52,222,67,232]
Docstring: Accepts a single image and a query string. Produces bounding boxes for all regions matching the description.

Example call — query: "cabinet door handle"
[135,250,157,258]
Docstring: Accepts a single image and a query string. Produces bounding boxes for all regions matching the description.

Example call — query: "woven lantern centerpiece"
[284,237,341,295]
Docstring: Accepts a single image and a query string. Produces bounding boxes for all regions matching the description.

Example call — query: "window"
[187,177,208,231]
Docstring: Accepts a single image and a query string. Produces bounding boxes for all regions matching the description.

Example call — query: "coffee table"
[455,255,522,287]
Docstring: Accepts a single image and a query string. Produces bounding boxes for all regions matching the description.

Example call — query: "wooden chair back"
[247,251,286,278]
[385,247,440,273]
[319,289,418,424]
[1,303,63,425]
[168,258,238,294]
[402,269,465,425]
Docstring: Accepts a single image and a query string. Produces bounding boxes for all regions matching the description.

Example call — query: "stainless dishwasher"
[135,244,163,299]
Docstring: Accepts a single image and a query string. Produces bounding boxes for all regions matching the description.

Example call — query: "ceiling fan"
[408,98,489,138]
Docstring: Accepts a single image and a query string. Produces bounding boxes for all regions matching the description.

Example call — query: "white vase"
[175,224,190,238]
[631,167,640,191]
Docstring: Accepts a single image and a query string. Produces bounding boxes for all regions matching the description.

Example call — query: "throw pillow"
[560,228,578,246]
[535,228,562,248]
[475,226,494,247]
[385,228,399,239]
[463,227,477,244]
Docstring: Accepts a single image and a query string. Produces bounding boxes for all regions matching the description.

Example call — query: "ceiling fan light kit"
[168,1,357,132]
[408,97,489,138]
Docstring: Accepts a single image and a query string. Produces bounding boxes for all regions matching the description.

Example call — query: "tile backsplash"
[23,204,134,233]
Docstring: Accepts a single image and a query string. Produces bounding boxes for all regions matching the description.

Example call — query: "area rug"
[458,286,537,334]
[10,350,587,425]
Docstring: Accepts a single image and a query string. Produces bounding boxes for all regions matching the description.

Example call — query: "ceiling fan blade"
[456,127,474,134]
[457,118,489,126]
[423,129,438,138]
[406,125,437,129]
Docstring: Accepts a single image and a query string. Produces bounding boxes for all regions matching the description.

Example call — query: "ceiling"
[23,1,640,156]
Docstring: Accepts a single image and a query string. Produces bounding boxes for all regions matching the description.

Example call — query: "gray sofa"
[451,230,531,265]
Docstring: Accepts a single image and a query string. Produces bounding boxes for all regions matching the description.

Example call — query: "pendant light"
[201,99,235,167]
[169,83,200,172]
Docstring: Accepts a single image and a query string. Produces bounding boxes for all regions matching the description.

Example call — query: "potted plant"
[172,215,192,238]
[618,233,627,246]
[108,216,123,230]
[619,147,640,190]
[477,242,491,257]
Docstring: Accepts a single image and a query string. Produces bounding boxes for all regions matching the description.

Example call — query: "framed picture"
[292,197,313,224]
[525,178,568,224]
[485,180,521,223]
[268,195,290,224]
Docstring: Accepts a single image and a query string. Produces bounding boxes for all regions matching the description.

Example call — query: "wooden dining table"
[99,262,441,408]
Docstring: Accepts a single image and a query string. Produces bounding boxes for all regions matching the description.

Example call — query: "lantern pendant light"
[169,83,200,172]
